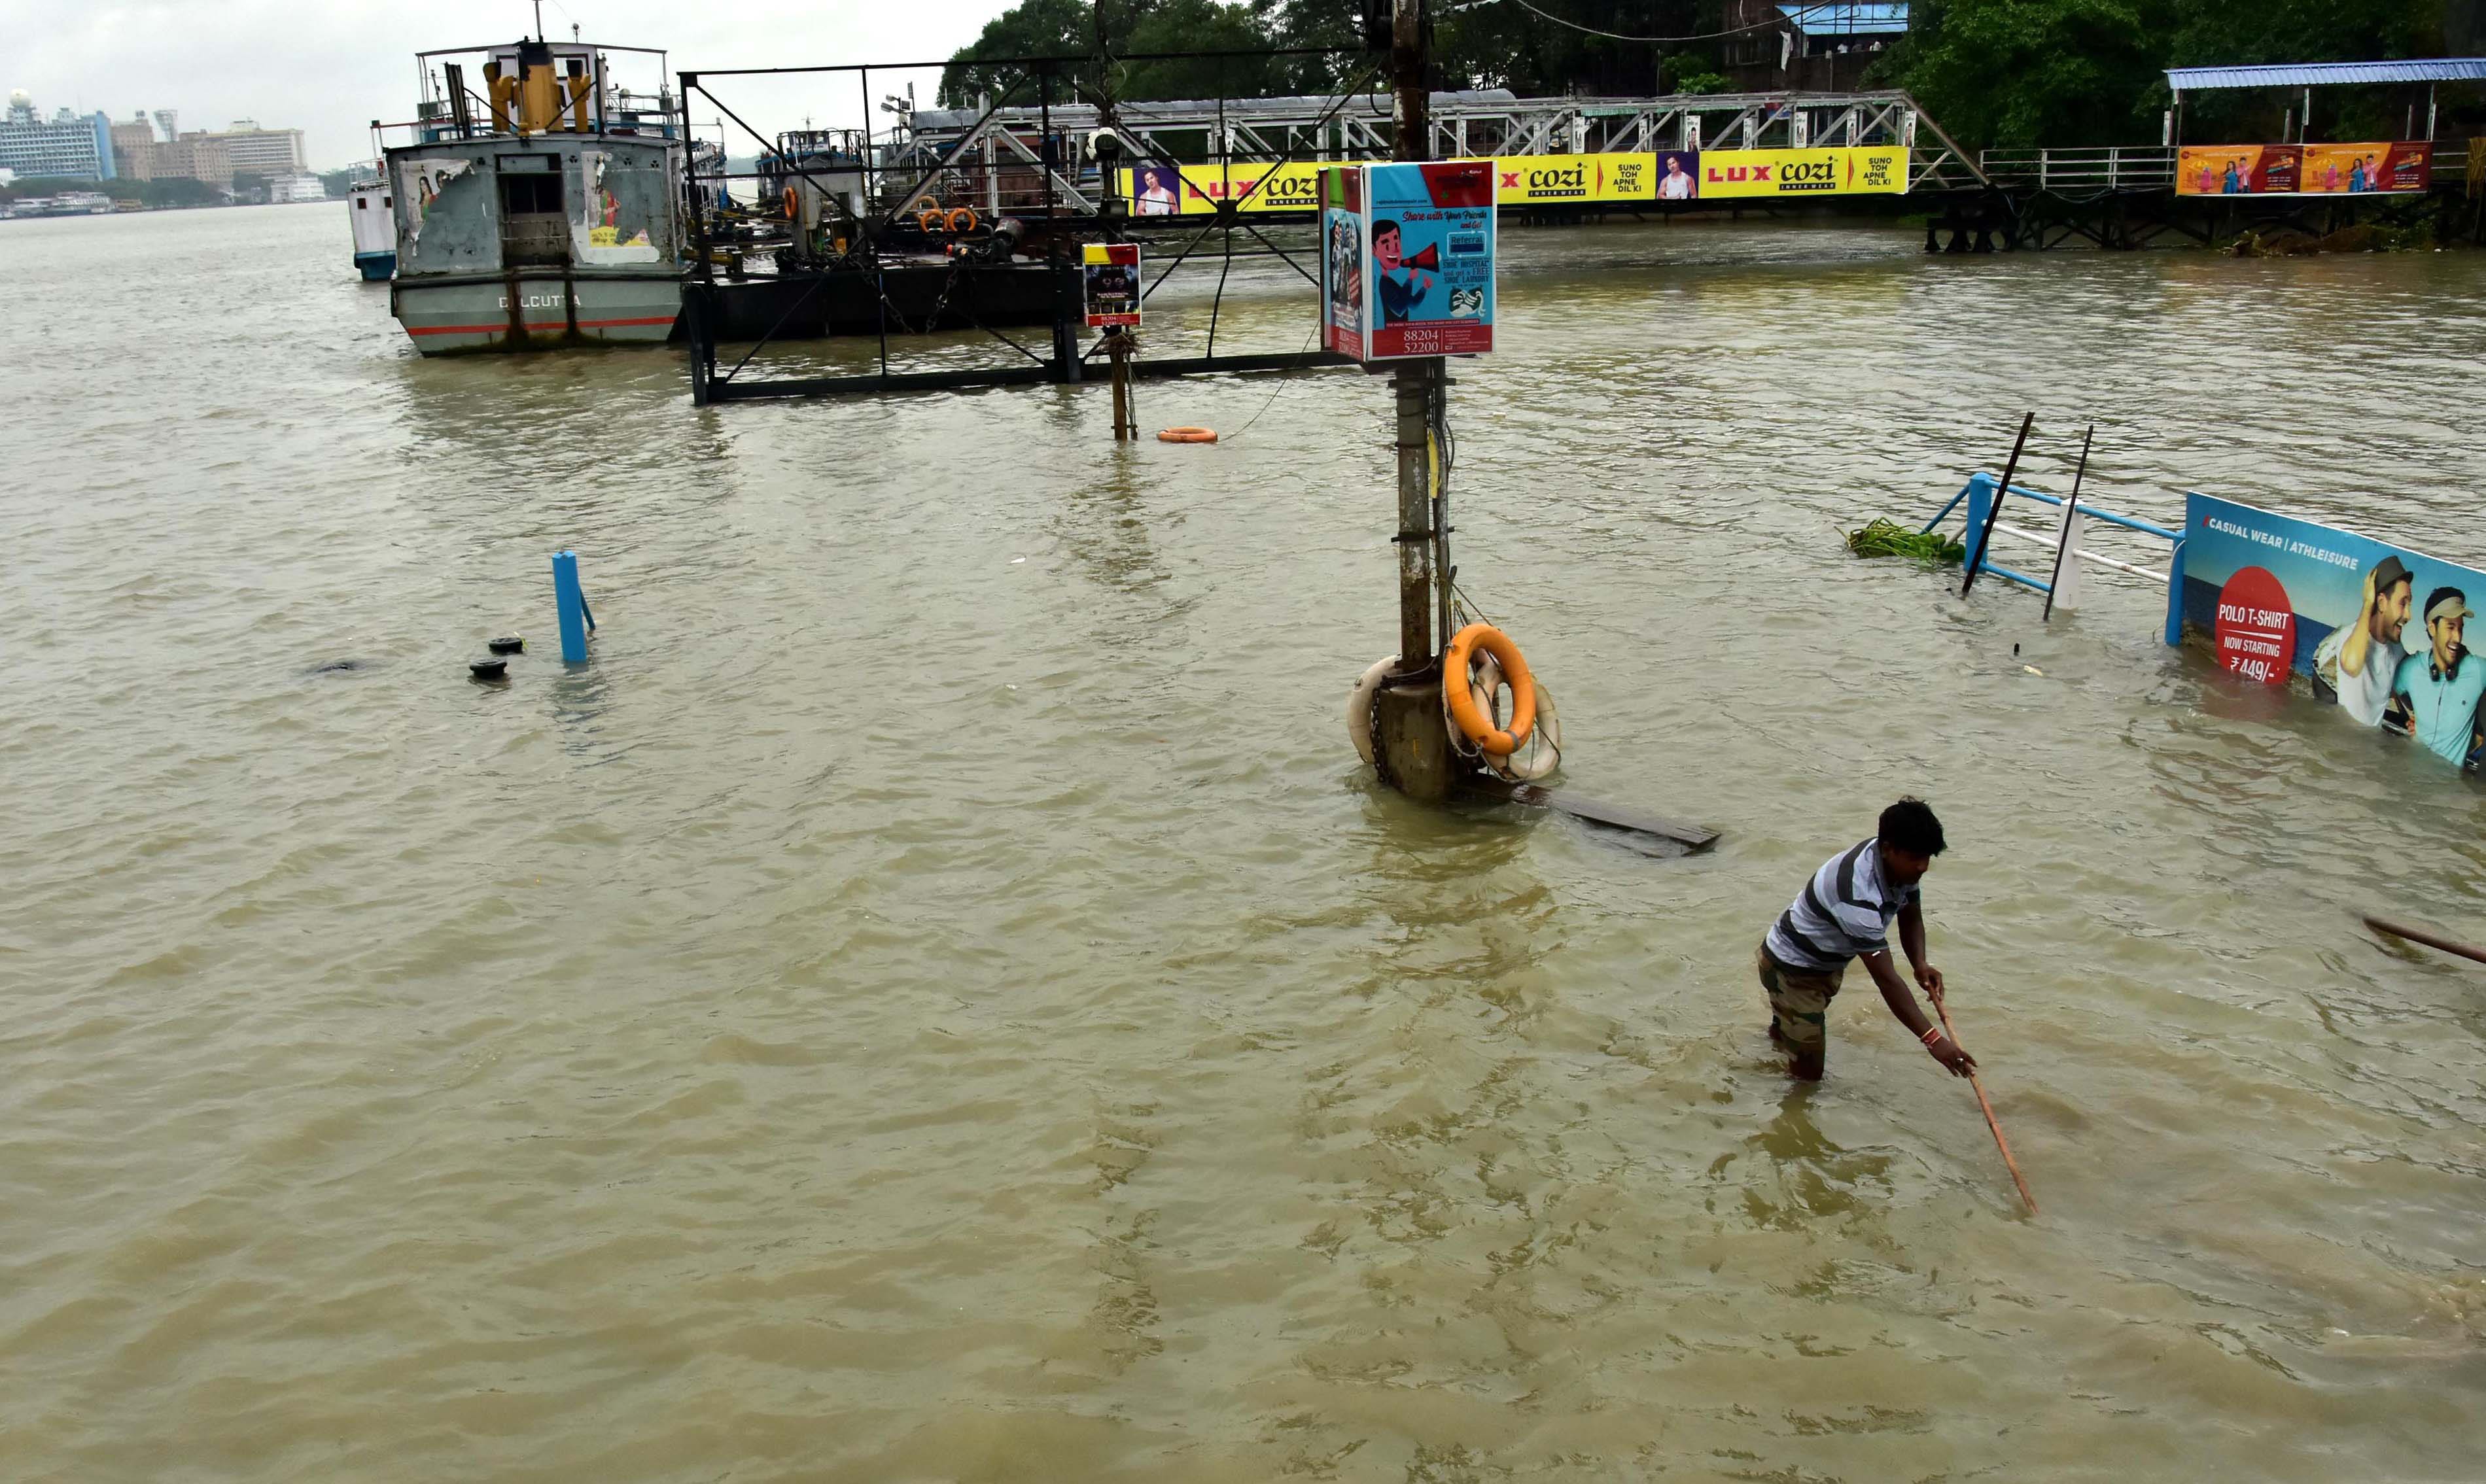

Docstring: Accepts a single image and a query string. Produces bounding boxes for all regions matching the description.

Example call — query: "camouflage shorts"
[1757,942,1846,1060]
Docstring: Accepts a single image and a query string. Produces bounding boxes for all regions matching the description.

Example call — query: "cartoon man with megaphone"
[1371,218,1435,324]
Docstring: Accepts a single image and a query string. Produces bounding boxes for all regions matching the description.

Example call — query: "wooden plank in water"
[1460,776,1719,853]
[2364,914,2486,965]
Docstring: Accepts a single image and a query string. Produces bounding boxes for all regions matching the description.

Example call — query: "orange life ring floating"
[1156,427,1217,443]
[946,206,979,233]
[782,184,799,220]
[1444,623,1536,754]
[918,208,946,233]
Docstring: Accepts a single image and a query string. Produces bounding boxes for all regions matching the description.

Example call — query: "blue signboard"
[2180,493,2486,768]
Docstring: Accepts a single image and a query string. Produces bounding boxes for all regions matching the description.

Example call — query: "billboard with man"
[2179,494,2486,769]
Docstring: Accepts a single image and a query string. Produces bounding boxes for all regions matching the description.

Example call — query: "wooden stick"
[1935,997,2039,1215]
[2041,424,2093,623]
[2364,914,2486,965]
[1961,411,2035,598]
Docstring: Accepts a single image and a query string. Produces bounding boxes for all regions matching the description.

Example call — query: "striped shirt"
[1764,838,1920,971]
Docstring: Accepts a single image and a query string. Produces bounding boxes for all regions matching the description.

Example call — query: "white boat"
[382,37,683,354]
[346,177,395,279]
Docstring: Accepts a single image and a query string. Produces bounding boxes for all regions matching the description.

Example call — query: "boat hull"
[355,250,396,282]
[391,271,681,355]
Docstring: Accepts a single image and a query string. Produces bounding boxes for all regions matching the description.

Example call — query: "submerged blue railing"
[1923,471,2189,644]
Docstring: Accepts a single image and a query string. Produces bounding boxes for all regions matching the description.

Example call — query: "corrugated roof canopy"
[2166,58,2486,91]
[1779,2,1910,37]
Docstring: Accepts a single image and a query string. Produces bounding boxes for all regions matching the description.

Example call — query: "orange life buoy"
[1444,623,1536,754]
[1156,427,1217,443]
[946,206,979,233]
[782,184,799,220]
[919,208,946,233]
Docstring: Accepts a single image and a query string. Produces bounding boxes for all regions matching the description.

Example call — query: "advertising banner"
[1132,147,1906,214]
[1691,147,1910,198]
[2177,142,2430,196]
[2300,141,2432,194]
[1493,153,1658,204]
[1319,166,1365,360]
[2177,145,2299,195]
[1082,242,1140,328]
[1119,162,1323,216]
[2179,494,2486,769]
[1318,161,1495,361]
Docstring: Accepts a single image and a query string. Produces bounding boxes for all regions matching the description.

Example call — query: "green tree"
[1876,0,2177,150]
[1883,0,2453,150]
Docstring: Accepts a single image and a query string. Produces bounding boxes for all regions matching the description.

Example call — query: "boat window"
[500,171,564,215]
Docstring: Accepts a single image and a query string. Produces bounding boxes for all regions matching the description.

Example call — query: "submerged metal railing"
[1922,470,2188,638]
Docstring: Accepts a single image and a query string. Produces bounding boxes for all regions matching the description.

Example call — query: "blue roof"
[2167,58,2486,90]
[1778,3,1910,37]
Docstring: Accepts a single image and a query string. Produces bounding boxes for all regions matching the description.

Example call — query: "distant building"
[130,131,234,188]
[215,120,306,176]
[1723,2,1910,95]
[0,91,116,181]
[268,171,327,203]
[110,114,157,176]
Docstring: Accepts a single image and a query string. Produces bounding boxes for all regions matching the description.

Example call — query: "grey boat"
[385,38,684,355]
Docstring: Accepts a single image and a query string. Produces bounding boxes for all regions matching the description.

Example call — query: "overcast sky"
[5,0,1016,169]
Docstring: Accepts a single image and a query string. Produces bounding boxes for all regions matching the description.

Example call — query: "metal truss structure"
[896,86,1993,209]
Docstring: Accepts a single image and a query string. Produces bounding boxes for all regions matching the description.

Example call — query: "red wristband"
[1919,1026,1944,1047]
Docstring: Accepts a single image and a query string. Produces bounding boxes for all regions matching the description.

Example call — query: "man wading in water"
[1757,799,1975,1081]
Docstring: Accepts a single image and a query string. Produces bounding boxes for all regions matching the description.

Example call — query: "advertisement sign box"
[1320,162,1495,362]
[1081,242,1140,328]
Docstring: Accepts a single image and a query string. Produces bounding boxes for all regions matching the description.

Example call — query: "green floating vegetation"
[1847,518,1965,566]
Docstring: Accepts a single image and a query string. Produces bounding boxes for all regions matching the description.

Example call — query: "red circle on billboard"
[2213,565,2295,685]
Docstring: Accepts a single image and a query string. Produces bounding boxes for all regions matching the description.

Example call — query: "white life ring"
[1346,654,1397,765]
[1461,652,1562,781]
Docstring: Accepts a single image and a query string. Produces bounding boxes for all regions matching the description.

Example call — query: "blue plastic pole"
[1963,472,1993,576]
[553,550,589,663]
[2163,537,2188,647]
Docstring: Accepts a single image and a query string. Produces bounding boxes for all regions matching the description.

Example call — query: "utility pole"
[1371,0,1458,801]
[1391,0,1433,674]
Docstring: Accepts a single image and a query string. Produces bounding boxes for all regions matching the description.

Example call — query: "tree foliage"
[1882,0,2455,148]
[939,0,1734,105]
[939,0,2474,148]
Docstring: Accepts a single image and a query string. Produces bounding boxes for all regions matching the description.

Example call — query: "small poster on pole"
[1083,242,1141,328]
[1318,160,1496,362]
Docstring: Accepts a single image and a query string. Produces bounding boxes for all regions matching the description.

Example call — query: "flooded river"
[6,203,2485,1479]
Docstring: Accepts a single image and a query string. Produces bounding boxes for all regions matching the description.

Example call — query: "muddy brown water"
[6,204,2486,1480]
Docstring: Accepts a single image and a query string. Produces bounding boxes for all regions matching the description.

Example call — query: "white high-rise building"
[215,120,305,175]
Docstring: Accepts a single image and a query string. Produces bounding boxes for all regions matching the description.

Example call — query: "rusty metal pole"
[1371,0,1458,801]
[1107,328,1133,440]
[1390,0,1433,676]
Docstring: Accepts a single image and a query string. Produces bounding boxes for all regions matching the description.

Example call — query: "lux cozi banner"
[1500,147,1906,202]
[1129,147,1906,215]
[2179,493,2486,770]
[1121,162,1325,215]
[2176,143,2432,196]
